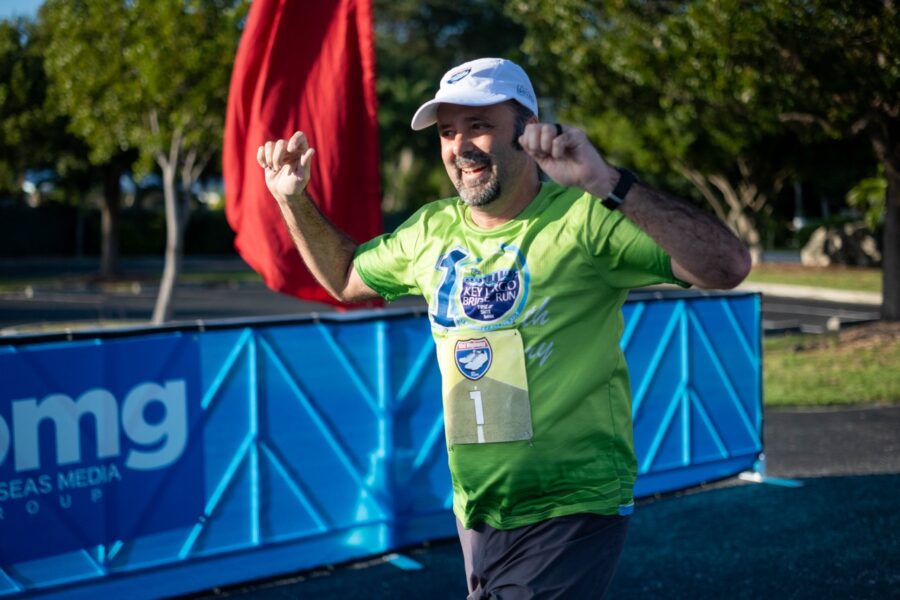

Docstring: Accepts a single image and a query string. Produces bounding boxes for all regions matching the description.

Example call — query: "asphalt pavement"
[189,405,900,600]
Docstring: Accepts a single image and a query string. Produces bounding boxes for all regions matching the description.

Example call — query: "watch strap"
[601,168,637,210]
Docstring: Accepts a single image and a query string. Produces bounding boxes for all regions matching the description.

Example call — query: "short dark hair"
[508,101,546,180]
[510,101,535,150]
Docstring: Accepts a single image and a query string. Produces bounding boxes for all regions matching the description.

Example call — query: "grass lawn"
[764,322,900,407]
[748,263,882,293]
[179,270,262,285]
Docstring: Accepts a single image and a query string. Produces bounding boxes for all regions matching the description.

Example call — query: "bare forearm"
[257,131,377,302]
[274,192,371,302]
[616,181,751,289]
[519,124,750,289]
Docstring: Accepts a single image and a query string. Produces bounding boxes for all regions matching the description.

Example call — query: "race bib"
[435,329,532,445]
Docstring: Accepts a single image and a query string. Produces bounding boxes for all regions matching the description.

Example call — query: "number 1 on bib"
[470,390,485,443]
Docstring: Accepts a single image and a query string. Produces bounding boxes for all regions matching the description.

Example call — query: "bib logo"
[432,243,530,331]
[455,338,492,380]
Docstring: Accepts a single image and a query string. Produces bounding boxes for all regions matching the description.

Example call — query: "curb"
[738,282,882,306]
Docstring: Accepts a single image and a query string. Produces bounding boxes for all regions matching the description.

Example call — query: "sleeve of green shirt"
[353,206,427,301]
[582,192,690,289]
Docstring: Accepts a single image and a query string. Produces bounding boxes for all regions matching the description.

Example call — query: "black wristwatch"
[601,168,638,210]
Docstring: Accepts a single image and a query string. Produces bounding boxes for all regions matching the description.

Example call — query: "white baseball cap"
[410,57,539,130]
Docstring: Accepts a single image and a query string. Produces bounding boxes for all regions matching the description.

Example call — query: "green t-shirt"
[353,181,683,529]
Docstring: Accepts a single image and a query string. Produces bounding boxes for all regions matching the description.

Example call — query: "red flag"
[224,0,382,306]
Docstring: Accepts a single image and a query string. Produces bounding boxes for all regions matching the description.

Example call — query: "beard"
[458,175,501,207]
[451,150,501,207]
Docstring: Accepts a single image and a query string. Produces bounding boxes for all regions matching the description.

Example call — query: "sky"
[0,0,43,20]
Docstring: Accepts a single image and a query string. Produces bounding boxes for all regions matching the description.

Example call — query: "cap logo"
[446,68,471,84]
[516,84,535,103]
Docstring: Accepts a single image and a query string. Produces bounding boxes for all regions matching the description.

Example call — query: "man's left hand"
[518,123,617,198]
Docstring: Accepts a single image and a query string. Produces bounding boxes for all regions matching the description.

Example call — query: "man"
[257,57,750,598]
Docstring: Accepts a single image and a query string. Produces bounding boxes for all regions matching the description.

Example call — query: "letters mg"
[0,380,188,473]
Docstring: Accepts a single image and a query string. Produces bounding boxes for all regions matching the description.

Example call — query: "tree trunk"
[99,163,122,279]
[733,211,763,265]
[870,121,900,322]
[75,200,86,258]
[882,165,899,321]
[152,163,184,324]
[707,174,765,265]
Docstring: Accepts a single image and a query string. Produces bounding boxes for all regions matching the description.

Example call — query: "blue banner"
[0,335,204,564]
[0,295,761,597]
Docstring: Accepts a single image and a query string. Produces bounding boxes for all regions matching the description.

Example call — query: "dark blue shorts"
[456,512,630,599]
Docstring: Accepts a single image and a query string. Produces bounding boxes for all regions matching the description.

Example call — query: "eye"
[439,128,455,139]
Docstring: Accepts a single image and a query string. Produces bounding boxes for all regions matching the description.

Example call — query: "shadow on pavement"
[611,474,898,599]
[192,407,900,599]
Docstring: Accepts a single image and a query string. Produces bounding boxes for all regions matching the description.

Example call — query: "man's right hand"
[256,131,316,200]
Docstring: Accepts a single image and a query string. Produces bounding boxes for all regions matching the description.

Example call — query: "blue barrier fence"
[0,291,761,598]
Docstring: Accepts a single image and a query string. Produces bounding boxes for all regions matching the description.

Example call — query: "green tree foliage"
[374,0,526,215]
[750,0,899,320]
[509,0,899,318]
[0,19,42,194]
[40,1,136,277]
[40,0,248,322]
[0,18,83,198]
[847,171,887,233]
[508,0,805,263]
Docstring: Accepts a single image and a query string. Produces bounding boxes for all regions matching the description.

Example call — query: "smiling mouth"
[459,162,490,176]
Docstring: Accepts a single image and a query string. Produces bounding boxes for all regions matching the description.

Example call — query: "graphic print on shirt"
[520,297,555,367]
[430,243,530,331]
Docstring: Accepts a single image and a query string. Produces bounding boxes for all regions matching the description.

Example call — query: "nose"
[448,131,474,157]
